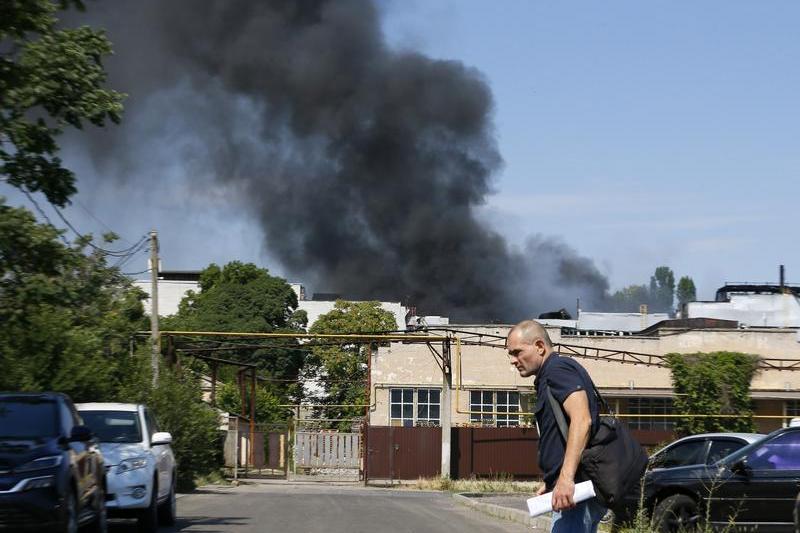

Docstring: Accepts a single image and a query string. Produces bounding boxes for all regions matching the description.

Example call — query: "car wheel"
[62,487,78,533]
[157,474,176,526]
[653,494,700,533]
[86,485,108,533]
[137,480,158,533]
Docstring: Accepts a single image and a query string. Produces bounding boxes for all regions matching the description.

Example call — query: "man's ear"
[535,338,546,356]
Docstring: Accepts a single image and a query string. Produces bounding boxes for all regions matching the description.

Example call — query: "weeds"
[411,473,540,493]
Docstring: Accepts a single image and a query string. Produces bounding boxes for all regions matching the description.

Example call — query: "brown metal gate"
[366,426,441,480]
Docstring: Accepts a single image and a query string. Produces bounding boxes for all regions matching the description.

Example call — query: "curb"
[453,493,551,531]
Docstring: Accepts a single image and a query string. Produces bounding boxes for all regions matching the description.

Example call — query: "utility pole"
[149,230,160,387]
[440,339,452,479]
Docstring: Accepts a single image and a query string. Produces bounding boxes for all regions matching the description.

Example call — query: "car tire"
[86,484,108,533]
[137,480,159,533]
[157,473,177,526]
[653,494,700,533]
[62,487,78,533]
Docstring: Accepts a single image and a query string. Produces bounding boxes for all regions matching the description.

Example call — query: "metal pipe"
[139,330,448,341]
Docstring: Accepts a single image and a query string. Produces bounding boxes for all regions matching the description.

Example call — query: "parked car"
[0,392,107,532]
[648,432,764,470]
[618,426,800,532]
[76,403,176,532]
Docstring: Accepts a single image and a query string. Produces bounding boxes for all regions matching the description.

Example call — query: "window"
[786,400,800,417]
[80,411,143,443]
[470,390,520,427]
[746,431,800,470]
[390,388,440,427]
[652,439,706,468]
[708,439,746,464]
[627,397,675,431]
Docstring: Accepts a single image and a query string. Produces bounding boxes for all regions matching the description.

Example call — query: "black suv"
[0,392,107,532]
[618,426,800,532]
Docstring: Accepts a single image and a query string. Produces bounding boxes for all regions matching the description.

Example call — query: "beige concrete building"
[370,324,800,434]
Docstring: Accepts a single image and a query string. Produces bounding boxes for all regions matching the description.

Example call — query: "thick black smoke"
[66,0,609,322]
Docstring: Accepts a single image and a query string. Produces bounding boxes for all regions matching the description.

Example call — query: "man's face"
[506,330,545,378]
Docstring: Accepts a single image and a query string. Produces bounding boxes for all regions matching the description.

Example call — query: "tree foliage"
[676,276,697,306]
[666,351,760,435]
[1,0,124,206]
[308,301,397,428]
[609,266,695,314]
[0,199,146,400]
[164,261,307,417]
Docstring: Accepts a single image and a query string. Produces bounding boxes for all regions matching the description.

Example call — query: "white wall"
[686,293,800,328]
[133,279,198,317]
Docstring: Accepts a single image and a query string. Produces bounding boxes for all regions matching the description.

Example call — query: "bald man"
[506,320,606,533]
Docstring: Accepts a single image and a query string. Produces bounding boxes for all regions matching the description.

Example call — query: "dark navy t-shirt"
[534,353,600,490]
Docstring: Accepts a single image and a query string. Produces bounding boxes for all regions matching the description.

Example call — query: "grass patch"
[193,470,231,488]
[410,474,541,493]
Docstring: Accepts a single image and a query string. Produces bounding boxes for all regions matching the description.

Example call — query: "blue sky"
[3,1,798,302]
[381,1,800,298]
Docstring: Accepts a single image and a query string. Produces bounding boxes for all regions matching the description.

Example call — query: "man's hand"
[534,482,547,496]
[551,477,576,512]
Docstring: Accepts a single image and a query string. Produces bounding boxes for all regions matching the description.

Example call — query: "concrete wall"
[134,279,199,317]
[371,325,800,427]
[298,300,408,330]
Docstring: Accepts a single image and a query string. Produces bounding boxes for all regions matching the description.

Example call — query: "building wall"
[371,325,800,427]
[133,279,199,316]
[686,293,800,328]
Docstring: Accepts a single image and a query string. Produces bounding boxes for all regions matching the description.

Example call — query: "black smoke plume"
[66,0,609,322]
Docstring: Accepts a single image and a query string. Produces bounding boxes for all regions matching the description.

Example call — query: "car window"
[708,439,747,464]
[0,398,59,439]
[653,439,707,468]
[746,431,800,471]
[80,411,143,443]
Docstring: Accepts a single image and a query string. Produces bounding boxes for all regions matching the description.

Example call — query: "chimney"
[780,265,786,293]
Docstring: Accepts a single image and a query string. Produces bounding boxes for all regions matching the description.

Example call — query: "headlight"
[116,457,148,474]
[15,455,63,473]
[22,476,56,491]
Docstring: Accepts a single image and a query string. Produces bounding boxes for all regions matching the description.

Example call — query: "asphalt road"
[109,481,531,533]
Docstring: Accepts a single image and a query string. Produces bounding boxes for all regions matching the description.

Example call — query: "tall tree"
[649,266,676,313]
[0,199,146,400]
[676,276,697,306]
[609,284,650,312]
[308,301,397,428]
[164,261,307,407]
[1,0,124,205]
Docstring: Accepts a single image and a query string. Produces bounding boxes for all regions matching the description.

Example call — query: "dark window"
[746,431,800,470]
[708,439,747,464]
[390,388,440,427]
[0,399,58,439]
[627,397,675,431]
[654,439,707,468]
[470,390,521,427]
[144,408,159,438]
[60,403,75,436]
[80,411,143,443]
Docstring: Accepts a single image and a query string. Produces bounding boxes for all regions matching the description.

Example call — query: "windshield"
[80,410,142,443]
[0,399,58,439]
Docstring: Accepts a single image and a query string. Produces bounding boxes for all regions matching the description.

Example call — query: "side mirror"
[70,425,93,442]
[731,458,751,476]
[151,432,172,446]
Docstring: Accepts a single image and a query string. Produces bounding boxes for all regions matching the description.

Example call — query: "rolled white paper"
[526,480,597,518]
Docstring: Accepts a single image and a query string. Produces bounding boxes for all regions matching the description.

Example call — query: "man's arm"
[552,390,591,512]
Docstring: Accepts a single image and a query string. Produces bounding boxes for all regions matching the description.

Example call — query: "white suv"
[77,403,176,531]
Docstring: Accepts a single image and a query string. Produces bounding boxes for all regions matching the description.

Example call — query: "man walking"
[506,320,607,533]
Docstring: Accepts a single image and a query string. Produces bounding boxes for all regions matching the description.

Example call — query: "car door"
[144,408,171,498]
[711,431,800,529]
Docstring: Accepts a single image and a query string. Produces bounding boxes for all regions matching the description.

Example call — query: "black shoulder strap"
[544,380,615,443]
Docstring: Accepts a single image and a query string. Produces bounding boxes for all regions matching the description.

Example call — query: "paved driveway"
[110,481,531,532]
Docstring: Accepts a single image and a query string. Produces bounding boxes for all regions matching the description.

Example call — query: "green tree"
[164,261,307,415]
[609,284,649,312]
[0,199,146,400]
[308,301,397,428]
[1,0,124,205]
[666,351,759,435]
[649,266,676,313]
[216,382,288,424]
[676,276,697,306]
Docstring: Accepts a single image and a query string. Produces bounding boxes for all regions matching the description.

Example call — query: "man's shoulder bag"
[545,384,648,511]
